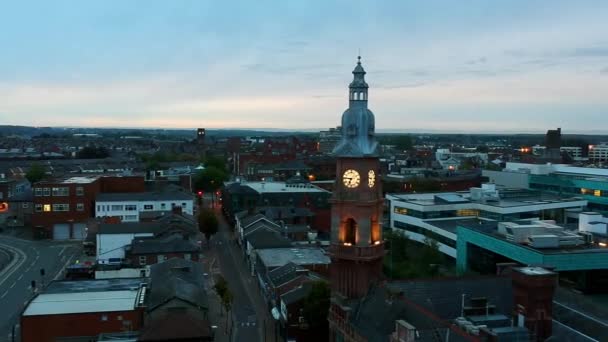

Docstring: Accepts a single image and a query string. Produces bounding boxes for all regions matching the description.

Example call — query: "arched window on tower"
[343,218,357,245]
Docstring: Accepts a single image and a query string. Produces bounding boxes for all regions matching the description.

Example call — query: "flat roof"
[425,218,489,234]
[245,182,330,194]
[97,191,193,202]
[38,176,100,184]
[388,189,585,210]
[459,221,608,255]
[23,290,139,316]
[257,247,330,268]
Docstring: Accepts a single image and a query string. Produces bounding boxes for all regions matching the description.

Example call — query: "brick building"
[21,278,146,342]
[31,175,145,239]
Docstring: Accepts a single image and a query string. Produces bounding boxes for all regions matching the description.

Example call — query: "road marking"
[9,282,15,288]
[553,319,599,342]
[0,242,28,286]
[1,291,7,299]
[554,301,608,327]
[17,274,23,281]
[58,246,67,257]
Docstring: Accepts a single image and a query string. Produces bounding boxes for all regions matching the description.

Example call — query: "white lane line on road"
[17,274,23,281]
[554,301,608,327]
[9,282,15,289]
[58,246,67,257]
[0,241,28,286]
[1,291,7,299]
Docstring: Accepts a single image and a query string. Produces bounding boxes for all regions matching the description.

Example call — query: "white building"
[560,146,583,159]
[386,184,588,258]
[435,148,488,170]
[96,191,194,222]
[95,222,162,264]
[589,144,608,162]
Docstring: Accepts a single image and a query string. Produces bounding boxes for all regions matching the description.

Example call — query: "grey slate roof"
[386,276,513,320]
[349,276,514,342]
[96,190,193,202]
[257,206,314,221]
[245,230,292,250]
[281,282,314,306]
[240,213,269,228]
[243,221,282,238]
[98,222,163,235]
[148,258,208,312]
[268,262,307,288]
[130,234,200,255]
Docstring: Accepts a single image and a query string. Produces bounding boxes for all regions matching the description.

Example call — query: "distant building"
[387,184,587,257]
[560,146,583,159]
[589,144,608,162]
[318,126,342,154]
[484,162,608,213]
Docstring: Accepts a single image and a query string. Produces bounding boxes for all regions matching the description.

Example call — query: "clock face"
[342,169,360,188]
[368,170,376,187]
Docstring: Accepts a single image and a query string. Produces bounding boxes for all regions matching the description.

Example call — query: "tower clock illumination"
[368,170,375,187]
[342,169,360,188]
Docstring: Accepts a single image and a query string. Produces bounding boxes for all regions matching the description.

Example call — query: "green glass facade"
[456,225,608,274]
[529,174,608,213]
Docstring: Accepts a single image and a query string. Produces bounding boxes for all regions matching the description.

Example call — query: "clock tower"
[329,56,384,299]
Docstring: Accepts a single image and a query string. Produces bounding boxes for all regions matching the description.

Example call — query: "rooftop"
[24,278,145,316]
[257,247,330,268]
[244,181,330,194]
[97,191,193,202]
[98,222,163,235]
[388,187,586,211]
[459,220,608,255]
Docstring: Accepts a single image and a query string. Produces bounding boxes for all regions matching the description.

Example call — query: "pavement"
[208,204,279,342]
[0,233,81,342]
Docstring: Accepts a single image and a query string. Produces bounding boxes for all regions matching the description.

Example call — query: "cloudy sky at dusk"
[1,1,608,132]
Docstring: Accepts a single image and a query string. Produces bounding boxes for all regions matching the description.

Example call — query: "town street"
[211,206,278,342]
[0,235,80,342]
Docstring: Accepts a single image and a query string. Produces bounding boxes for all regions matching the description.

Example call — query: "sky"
[1,1,608,133]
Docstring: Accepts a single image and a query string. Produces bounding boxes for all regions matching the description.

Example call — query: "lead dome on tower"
[332,56,379,157]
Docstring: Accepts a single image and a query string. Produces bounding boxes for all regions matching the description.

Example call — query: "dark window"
[344,218,357,244]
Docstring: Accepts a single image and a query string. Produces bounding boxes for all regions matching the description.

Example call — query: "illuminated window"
[581,188,593,195]
[394,206,409,215]
[43,204,51,212]
[595,190,602,197]
[456,209,480,217]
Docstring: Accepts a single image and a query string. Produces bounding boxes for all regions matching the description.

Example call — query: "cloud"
[601,66,608,74]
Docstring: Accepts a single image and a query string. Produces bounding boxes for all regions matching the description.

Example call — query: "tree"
[302,281,331,339]
[203,156,227,171]
[194,166,228,192]
[198,209,219,242]
[26,164,46,184]
[213,276,229,314]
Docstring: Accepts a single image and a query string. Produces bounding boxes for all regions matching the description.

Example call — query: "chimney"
[511,267,557,341]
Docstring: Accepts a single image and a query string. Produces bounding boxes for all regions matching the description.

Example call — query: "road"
[0,235,80,342]
[211,206,277,342]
